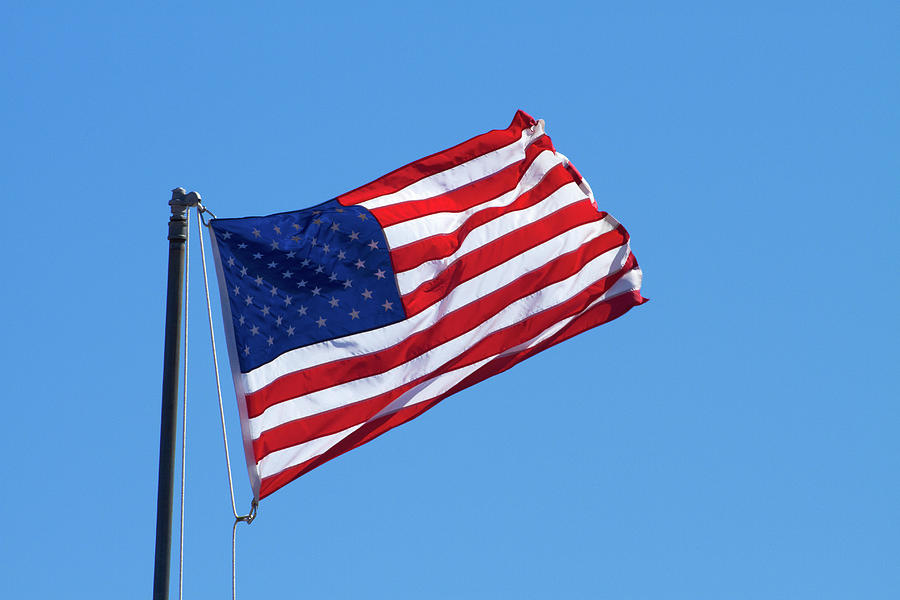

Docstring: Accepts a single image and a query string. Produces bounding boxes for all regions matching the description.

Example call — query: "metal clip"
[236,498,258,525]
[198,203,218,226]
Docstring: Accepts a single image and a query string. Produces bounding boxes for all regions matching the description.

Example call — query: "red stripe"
[369,135,555,228]
[401,199,603,318]
[389,162,583,273]
[257,287,646,499]
[337,110,539,206]
[251,256,638,461]
[244,221,628,420]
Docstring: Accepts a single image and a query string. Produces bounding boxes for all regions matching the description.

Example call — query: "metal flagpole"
[154,188,201,600]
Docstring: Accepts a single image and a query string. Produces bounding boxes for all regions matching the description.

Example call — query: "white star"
[312,210,321,215]
[275,315,283,326]
[368,240,379,250]
[238,243,247,249]
[253,252,263,259]
[245,295,253,306]
[297,305,308,316]
[267,336,274,346]
[286,326,295,336]
[291,235,300,242]
[232,285,240,296]
[282,270,293,279]
[311,286,321,296]
[243,345,250,356]
[250,325,260,335]
[227,256,235,267]
[238,315,245,326]
[252,228,261,238]
[331,222,340,232]
[382,300,394,311]
[358,213,368,221]
[313,218,323,225]
[328,296,340,308]
[270,240,280,250]
[255,275,264,286]
[292,223,300,230]
[311,237,317,246]
[336,208,344,213]
[240,266,248,276]
[315,265,324,274]
[337,250,347,260]
[361,289,373,300]
[284,295,293,306]
[343,279,353,289]
[273,225,281,234]
[286,251,296,258]
[374,269,386,279]
[301,258,311,267]
[322,244,330,254]
[354,259,365,269]
[348,309,360,320]
[349,231,360,241]
[270,286,278,296]
[267,261,278,269]
[222,231,232,239]
[261,305,270,316]
[329,272,338,282]
[297,280,307,288]
[316,316,327,328]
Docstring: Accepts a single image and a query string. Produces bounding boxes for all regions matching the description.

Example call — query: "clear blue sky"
[1,2,897,598]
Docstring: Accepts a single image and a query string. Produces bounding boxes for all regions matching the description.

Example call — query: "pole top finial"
[169,188,202,217]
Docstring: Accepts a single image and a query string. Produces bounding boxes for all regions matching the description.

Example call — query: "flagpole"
[154,188,201,600]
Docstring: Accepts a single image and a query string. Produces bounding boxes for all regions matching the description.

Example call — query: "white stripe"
[394,183,607,294]
[242,217,625,395]
[381,149,564,248]
[358,129,542,211]
[248,242,633,439]
[256,267,643,480]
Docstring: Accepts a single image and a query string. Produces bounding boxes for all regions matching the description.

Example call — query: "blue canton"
[210,199,405,372]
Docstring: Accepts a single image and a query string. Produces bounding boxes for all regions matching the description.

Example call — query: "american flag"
[210,110,645,499]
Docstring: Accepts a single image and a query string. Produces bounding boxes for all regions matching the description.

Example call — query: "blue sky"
[1,2,897,598]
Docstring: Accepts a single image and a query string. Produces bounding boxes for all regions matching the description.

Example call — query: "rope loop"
[194,200,258,600]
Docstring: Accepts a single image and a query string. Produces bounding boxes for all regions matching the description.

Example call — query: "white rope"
[196,206,257,600]
[195,210,240,519]
[178,206,191,600]
[232,518,239,599]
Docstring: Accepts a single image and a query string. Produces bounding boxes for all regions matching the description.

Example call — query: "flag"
[209,110,646,499]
